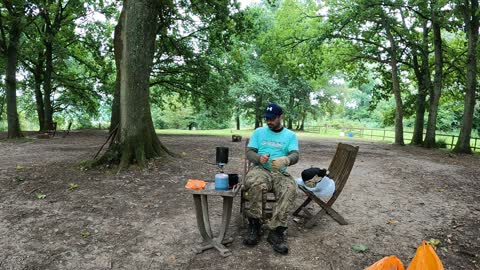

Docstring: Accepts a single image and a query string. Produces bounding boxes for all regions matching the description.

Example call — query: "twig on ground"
[93,124,118,160]
[27,187,39,194]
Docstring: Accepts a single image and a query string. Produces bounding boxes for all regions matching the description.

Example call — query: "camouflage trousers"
[243,166,297,229]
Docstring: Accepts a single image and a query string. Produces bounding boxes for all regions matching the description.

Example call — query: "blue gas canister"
[215,173,229,190]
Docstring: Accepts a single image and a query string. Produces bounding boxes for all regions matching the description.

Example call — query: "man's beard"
[268,123,279,130]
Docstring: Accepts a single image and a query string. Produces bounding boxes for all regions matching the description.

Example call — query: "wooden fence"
[304,125,480,152]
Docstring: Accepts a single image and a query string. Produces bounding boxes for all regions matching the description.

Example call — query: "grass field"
[155,127,480,152]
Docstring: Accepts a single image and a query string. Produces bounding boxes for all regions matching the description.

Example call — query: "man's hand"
[259,154,270,164]
[271,156,290,171]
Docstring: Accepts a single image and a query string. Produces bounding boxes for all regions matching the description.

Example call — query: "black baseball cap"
[261,102,283,119]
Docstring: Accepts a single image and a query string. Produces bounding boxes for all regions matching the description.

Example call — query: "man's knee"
[280,183,296,202]
[245,168,269,188]
[274,176,296,196]
[285,180,297,197]
[245,183,268,200]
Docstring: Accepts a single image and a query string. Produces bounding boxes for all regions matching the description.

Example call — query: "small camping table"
[185,182,239,257]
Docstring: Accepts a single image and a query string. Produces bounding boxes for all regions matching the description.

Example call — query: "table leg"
[191,194,234,257]
[200,195,213,238]
[217,196,233,241]
[193,194,211,241]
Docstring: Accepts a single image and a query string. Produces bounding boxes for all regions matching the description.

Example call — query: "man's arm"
[247,147,261,164]
[287,150,299,166]
[249,149,299,165]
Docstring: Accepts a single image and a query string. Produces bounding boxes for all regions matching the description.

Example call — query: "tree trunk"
[5,21,22,138]
[236,113,240,130]
[33,52,45,131]
[254,95,262,129]
[109,9,124,133]
[287,96,294,129]
[0,94,5,121]
[99,0,173,169]
[424,10,443,148]
[299,113,305,131]
[43,40,54,130]
[411,21,430,145]
[385,22,404,145]
[454,0,479,153]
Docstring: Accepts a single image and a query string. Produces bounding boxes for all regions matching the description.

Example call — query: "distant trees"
[1,0,478,156]
[1,0,116,135]
[265,0,479,152]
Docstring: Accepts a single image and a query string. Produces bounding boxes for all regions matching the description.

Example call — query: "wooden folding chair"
[293,143,359,228]
[240,138,277,224]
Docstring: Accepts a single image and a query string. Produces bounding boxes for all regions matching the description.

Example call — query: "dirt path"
[0,130,478,269]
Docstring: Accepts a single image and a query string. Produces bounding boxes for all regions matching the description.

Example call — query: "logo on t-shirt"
[261,140,283,148]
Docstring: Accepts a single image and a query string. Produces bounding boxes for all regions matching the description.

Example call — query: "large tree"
[453,0,479,153]
[110,0,172,168]
[37,0,87,131]
[410,18,432,145]
[423,0,445,148]
[0,1,32,138]
[98,0,240,168]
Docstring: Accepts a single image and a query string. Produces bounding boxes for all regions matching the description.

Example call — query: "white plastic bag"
[296,176,335,202]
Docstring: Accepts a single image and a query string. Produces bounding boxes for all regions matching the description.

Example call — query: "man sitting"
[243,102,299,255]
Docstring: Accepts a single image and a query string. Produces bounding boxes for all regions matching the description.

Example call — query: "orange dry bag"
[407,240,444,270]
[365,255,405,270]
[185,179,206,190]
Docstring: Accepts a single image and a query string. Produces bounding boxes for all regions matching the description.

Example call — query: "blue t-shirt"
[248,126,299,171]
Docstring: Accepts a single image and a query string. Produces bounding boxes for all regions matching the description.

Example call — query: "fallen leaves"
[67,183,78,192]
[352,244,369,252]
[35,193,46,199]
[387,219,398,225]
[427,238,441,247]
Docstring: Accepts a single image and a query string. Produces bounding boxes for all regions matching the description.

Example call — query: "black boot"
[243,218,262,246]
[267,226,289,254]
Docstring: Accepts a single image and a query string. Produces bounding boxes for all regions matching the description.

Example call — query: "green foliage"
[151,98,195,129]
[0,0,476,146]
[151,95,233,130]
[67,183,78,192]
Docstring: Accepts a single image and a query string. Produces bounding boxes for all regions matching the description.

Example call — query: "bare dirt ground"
[0,129,479,270]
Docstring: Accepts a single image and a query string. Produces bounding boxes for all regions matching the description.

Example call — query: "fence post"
[383,130,386,141]
[451,135,455,149]
[474,138,478,152]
